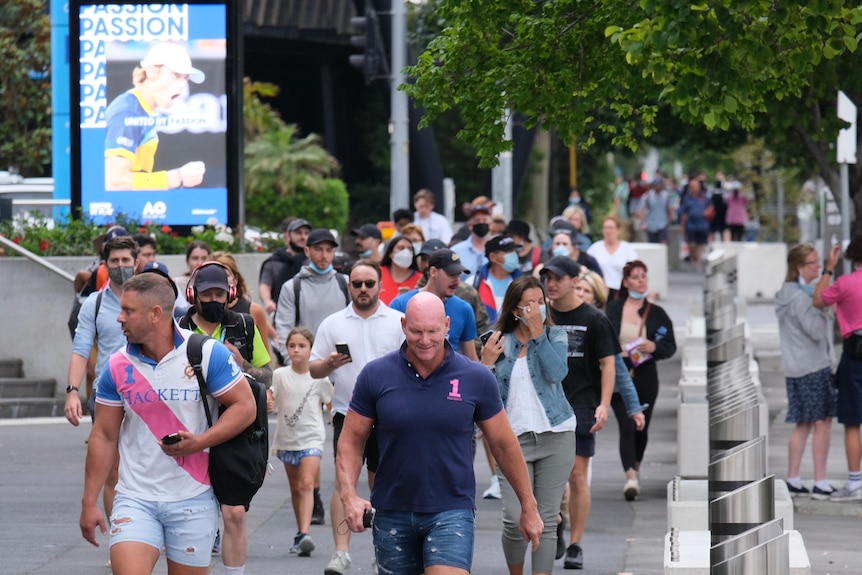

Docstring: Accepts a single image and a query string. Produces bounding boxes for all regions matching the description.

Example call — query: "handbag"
[187,333,269,508]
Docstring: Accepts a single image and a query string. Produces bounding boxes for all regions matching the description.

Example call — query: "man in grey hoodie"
[275,228,350,360]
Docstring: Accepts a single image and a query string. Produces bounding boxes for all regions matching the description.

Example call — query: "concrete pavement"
[1,270,860,575]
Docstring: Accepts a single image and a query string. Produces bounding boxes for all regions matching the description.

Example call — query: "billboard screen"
[70,2,240,226]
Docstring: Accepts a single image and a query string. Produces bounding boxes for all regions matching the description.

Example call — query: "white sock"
[224,566,245,575]
[814,479,833,491]
[786,477,803,489]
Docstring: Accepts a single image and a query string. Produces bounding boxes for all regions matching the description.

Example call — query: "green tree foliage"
[245,178,349,232]
[405,0,862,169]
[0,0,51,175]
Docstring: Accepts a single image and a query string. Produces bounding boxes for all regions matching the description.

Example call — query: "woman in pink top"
[814,239,862,502]
[724,187,748,242]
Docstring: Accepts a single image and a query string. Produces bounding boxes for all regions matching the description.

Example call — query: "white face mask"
[392,249,414,269]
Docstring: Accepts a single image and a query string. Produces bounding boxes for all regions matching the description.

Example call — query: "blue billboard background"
[74,3,229,225]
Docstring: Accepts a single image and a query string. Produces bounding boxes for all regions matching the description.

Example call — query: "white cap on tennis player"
[140,42,205,84]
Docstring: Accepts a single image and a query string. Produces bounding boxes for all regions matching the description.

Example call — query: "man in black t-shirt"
[541,256,619,570]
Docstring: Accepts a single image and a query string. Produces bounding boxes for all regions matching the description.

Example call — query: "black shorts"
[686,229,708,245]
[573,408,597,458]
[332,412,380,473]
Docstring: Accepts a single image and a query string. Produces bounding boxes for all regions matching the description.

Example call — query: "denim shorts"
[276,448,322,466]
[373,508,475,574]
[110,490,218,567]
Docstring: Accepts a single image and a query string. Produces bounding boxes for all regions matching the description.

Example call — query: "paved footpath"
[1,271,860,575]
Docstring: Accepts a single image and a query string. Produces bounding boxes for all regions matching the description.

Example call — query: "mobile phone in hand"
[162,433,181,445]
[335,343,352,359]
[479,330,505,362]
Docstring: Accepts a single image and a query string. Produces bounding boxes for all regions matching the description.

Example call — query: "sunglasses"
[351,280,377,289]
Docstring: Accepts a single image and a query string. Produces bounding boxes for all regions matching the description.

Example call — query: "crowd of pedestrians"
[65,176,860,575]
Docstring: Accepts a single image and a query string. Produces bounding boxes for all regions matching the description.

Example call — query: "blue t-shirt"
[680,194,710,232]
[349,342,503,512]
[389,290,478,350]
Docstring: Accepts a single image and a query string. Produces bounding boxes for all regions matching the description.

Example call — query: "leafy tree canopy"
[405,0,862,167]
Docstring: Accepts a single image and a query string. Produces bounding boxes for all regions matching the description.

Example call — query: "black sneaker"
[311,493,326,525]
[555,514,567,560]
[784,481,810,497]
[564,543,583,569]
[811,484,836,500]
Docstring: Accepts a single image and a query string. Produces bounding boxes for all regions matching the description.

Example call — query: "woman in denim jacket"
[481,276,574,575]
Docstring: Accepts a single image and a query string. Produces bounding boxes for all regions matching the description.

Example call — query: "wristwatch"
[825,269,834,276]
[65,385,79,394]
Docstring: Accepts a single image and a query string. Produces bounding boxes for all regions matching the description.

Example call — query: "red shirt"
[379,266,419,305]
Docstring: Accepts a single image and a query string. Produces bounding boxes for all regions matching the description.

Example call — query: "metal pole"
[776,173,784,243]
[390,0,410,214]
[492,110,513,219]
[840,162,852,275]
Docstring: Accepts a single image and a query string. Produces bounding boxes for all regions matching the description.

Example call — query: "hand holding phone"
[335,343,352,359]
[479,330,505,364]
[362,507,376,528]
[162,433,181,445]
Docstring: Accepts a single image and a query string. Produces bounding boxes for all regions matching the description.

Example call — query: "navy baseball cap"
[141,261,178,298]
[485,235,522,256]
[307,228,339,247]
[194,264,230,292]
[419,238,447,257]
[428,249,471,275]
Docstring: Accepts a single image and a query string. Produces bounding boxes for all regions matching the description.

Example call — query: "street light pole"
[390,0,409,215]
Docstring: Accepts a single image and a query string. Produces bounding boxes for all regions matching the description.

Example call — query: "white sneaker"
[830,483,862,502]
[624,477,640,501]
[482,475,502,499]
[325,550,351,575]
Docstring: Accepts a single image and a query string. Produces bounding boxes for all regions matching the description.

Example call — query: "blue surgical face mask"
[358,248,373,258]
[517,303,547,323]
[412,242,423,255]
[628,289,649,300]
[309,262,333,274]
[569,196,581,205]
[553,245,570,258]
[798,275,816,295]
[501,251,520,273]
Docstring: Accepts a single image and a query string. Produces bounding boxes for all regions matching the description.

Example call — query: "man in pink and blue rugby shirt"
[79,272,256,575]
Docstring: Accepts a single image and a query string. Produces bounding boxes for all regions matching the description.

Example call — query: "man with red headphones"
[178,261,272,575]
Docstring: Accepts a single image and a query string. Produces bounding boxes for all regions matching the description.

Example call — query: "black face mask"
[199,300,226,324]
[472,223,490,238]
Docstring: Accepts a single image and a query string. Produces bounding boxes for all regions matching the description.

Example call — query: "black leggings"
[611,359,659,471]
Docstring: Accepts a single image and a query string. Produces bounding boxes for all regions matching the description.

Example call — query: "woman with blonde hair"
[561,205,592,252]
[586,215,638,300]
[775,244,837,498]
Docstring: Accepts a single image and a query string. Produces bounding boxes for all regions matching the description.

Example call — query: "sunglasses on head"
[351,279,377,289]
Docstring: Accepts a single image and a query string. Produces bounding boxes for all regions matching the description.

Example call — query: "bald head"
[402,292,450,369]
[405,291,445,323]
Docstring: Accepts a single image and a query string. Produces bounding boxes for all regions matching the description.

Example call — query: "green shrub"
[246,178,349,233]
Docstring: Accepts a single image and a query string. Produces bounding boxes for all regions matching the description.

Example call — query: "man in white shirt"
[308,260,405,575]
[413,188,453,244]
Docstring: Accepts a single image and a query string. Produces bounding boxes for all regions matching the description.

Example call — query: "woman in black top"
[605,260,676,501]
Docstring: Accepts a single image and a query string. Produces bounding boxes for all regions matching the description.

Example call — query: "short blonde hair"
[579,270,608,310]
[562,205,590,234]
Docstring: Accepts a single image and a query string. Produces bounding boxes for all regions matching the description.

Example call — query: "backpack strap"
[293,277,302,327]
[335,273,350,305]
[237,311,255,359]
[187,333,214,428]
[93,290,104,343]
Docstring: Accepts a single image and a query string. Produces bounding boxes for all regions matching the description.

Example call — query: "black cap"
[427,249,471,275]
[539,256,581,279]
[485,235,522,256]
[419,238,447,257]
[286,218,311,233]
[505,219,531,239]
[307,228,339,247]
[350,223,382,240]
[194,264,231,292]
[141,262,178,298]
[549,220,577,236]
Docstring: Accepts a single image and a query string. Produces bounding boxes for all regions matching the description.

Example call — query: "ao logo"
[143,201,167,219]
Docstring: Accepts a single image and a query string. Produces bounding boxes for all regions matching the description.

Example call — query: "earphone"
[185,261,237,305]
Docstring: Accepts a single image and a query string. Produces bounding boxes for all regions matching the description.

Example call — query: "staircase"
[0,358,64,418]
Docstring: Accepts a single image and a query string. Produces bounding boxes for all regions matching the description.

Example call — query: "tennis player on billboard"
[104,42,207,191]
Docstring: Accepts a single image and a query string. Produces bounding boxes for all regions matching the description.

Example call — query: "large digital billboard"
[70,2,242,226]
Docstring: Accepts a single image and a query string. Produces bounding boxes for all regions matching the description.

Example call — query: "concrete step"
[0,378,57,399]
[0,358,22,378]
[0,398,66,419]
